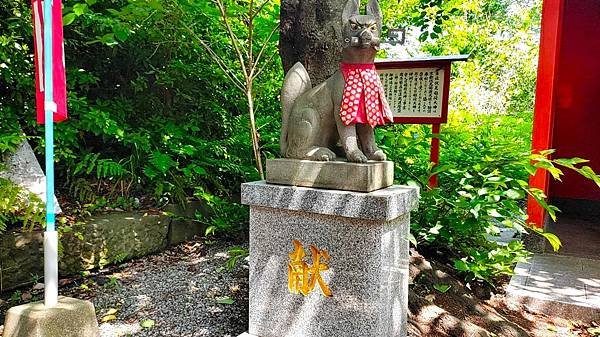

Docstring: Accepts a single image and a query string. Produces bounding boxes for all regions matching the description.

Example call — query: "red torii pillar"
[528,0,600,227]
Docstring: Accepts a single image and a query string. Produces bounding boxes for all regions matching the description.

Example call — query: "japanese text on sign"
[378,67,445,119]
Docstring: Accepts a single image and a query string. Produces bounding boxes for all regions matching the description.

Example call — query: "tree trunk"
[279,0,345,86]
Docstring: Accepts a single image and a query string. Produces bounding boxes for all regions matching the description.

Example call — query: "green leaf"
[487,209,502,218]
[73,3,88,16]
[541,232,561,251]
[470,203,481,219]
[504,189,522,200]
[428,224,443,234]
[433,284,451,293]
[216,296,234,305]
[112,25,129,42]
[63,13,77,26]
[150,151,175,174]
[454,259,469,271]
[408,232,417,247]
[554,157,588,166]
[193,166,208,176]
[418,31,429,42]
[140,319,155,329]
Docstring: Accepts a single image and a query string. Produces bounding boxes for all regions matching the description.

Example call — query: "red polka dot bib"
[339,63,393,127]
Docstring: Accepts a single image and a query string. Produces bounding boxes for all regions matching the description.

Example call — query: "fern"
[96,159,128,179]
[0,178,45,234]
[70,178,98,203]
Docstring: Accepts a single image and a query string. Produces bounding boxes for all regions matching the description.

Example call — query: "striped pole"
[43,0,59,308]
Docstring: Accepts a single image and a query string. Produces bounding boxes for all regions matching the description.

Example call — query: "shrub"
[0,177,45,234]
[379,112,600,284]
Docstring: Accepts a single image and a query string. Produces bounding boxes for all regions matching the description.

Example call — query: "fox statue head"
[341,0,383,58]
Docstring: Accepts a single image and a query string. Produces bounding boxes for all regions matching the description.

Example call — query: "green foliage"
[0,177,45,234]
[1,0,281,235]
[196,186,247,236]
[374,0,555,284]
[380,110,600,283]
[9,290,23,305]
[0,133,24,157]
[225,246,249,270]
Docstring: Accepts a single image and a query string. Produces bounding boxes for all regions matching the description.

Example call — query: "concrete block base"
[3,296,99,337]
[266,158,394,192]
[241,182,419,337]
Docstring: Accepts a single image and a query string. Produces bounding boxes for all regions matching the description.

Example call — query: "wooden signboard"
[375,55,469,186]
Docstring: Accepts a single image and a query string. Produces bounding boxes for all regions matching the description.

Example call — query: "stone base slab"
[242,182,419,337]
[265,158,394,192]
[3,296,99,337]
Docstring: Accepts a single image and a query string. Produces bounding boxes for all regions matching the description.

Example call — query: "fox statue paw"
[347,149,368,163]
[366,149,386,161]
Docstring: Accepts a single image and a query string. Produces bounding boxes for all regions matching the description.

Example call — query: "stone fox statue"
[280,0,393,163]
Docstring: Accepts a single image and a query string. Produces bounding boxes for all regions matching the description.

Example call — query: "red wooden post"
[527,0,565,228]
[429,123,441,188]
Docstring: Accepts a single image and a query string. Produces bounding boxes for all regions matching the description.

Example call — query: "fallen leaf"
[105,308,118,315]
[21,292,32,301]
[588,327,600,336]
[433,284,451,293]
[216,296,234,305]
[101,314,117,323]
[32,283,44,291]
[140,319,155,329]
[58,278,71,286]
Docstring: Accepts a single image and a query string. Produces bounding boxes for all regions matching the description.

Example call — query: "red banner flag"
[32,0,68,124]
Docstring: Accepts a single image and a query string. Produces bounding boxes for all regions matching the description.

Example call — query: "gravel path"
[90,239,249,337]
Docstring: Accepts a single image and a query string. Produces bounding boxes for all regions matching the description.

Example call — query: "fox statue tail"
[280,62,312,156]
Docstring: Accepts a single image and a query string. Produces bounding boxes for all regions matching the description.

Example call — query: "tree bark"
[279,0,345,86]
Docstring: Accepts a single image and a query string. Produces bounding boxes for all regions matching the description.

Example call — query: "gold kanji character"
[288,239,332,297]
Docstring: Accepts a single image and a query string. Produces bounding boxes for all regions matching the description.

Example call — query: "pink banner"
[32,0,68,124]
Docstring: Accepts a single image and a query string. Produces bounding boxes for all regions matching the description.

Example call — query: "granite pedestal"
[265,158,394,192]
[3,296,99,337]
[240,181,419,337]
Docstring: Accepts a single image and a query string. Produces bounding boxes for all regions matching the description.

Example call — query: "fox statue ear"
[342,0,359,23]
[366,0,382,30]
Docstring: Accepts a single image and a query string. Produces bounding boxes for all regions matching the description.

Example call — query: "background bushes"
[5,0,587,284]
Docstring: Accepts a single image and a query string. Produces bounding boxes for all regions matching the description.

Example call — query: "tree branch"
[251,0,271,19]
[172,1,245,91]
[214,0,249,77]
[251,23,279,78]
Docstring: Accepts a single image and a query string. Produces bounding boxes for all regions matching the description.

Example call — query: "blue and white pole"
[43,0,59,308]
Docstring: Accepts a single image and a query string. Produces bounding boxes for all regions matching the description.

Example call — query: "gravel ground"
[88,238,249,337]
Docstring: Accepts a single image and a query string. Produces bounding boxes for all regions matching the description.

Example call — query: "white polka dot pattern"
[340,63,393,127]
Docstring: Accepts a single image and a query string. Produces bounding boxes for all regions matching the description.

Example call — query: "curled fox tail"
[280,62,312,156]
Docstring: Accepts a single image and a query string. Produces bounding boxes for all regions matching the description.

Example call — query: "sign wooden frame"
[375,55,468,124]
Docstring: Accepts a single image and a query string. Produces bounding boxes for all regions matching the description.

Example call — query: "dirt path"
[1,239,598,336]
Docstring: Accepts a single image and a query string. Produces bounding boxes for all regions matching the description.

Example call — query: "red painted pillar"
[527,0,565,227]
